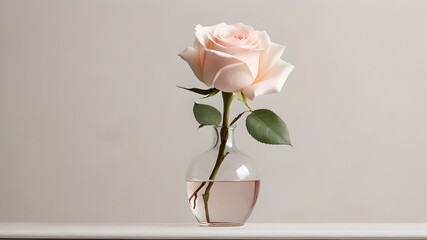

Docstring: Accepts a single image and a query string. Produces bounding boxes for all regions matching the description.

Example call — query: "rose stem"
[201,92,233,223]
[187,92,233,222]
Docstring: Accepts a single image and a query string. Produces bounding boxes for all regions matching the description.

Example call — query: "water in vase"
[186,180,260,227]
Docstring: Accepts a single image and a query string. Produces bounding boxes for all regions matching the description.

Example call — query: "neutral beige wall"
[1,0,427,223]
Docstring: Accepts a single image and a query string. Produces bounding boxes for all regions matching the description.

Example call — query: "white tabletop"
[1,223,427,239]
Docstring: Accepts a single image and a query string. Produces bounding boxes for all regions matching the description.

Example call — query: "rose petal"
[194,35,207,68]
[209,42,261,79]
[178,47,203,82]
[195,23,226,48]
[194,23,227,67]
[245,32,261,48]
[242,59,294,100]
[256,31,271,51]
[213,63,254,93]
[202,49,247,88]
[230,22,255,32]
[257,42,285,82]
[209,23,256,49]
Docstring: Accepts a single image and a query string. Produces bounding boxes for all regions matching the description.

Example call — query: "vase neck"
[212,126,236,149]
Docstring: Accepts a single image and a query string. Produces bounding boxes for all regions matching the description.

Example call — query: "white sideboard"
[1,223,427,239]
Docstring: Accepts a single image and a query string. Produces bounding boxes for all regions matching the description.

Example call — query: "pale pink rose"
[179,22,294,100]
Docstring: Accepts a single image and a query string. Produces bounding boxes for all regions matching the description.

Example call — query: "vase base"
[199,222,244,227]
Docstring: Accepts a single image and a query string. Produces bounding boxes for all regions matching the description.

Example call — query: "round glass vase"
[186,125,260,227]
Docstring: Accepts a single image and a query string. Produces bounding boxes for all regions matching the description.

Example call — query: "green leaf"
[193,103,222,126]
[234,92,252,111]
[245,109,291,145]
[229,111,249,126]
[177,86,216,95]
[201,89,220,99]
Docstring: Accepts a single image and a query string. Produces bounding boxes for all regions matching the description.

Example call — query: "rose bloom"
[179,22,294,100]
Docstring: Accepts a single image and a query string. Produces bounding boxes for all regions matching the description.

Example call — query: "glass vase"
[186,126,260,227]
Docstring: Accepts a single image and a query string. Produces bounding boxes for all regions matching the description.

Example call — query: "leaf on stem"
[245,109,291,145]
[193,103,222,126]
[233,92,252,111]
[229,111,249,126]
[177,86,217,96]
[201,89,220,99]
